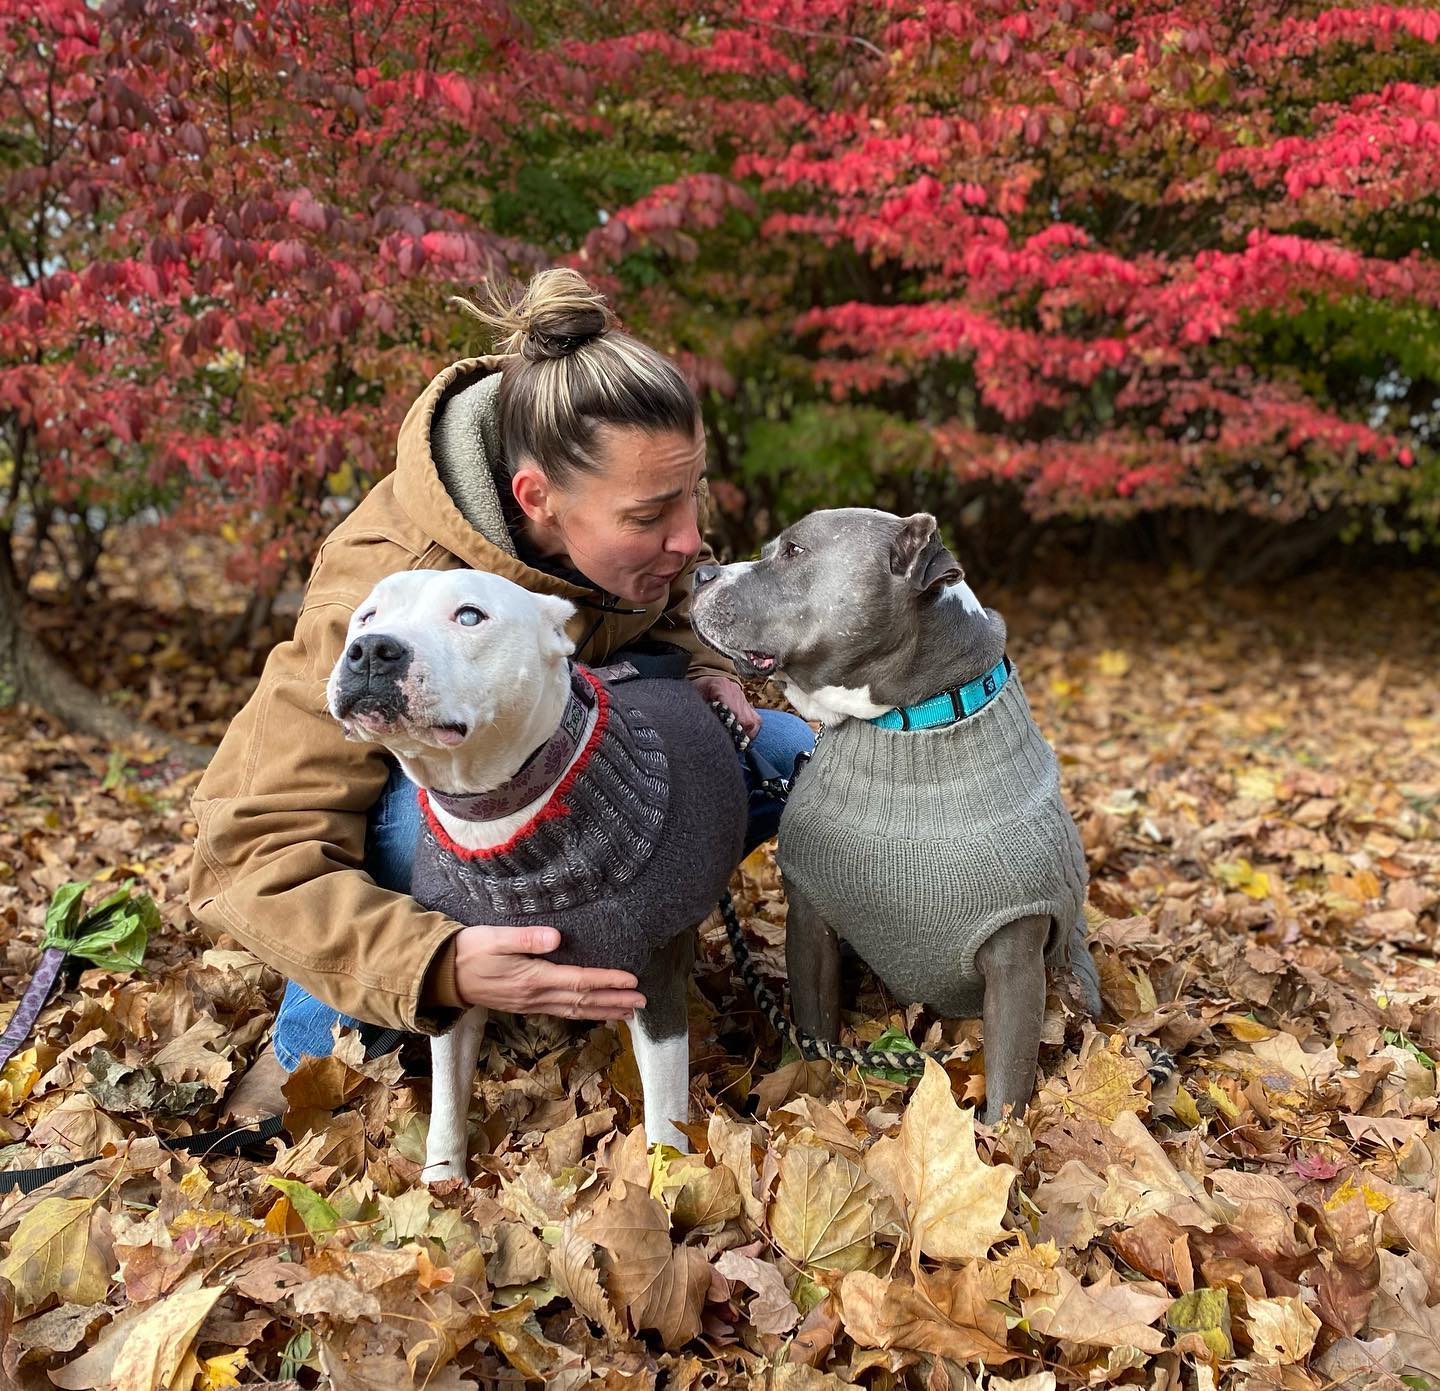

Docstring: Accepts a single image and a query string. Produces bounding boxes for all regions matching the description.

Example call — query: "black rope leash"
[707,699,1178,1087]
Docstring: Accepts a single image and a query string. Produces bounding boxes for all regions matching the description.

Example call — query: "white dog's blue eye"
[358,609,375,625]
[455,606,486,626]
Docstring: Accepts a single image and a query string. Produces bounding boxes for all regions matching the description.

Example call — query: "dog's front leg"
[629,930,694,1152]
[423,1004,488,1182]
[784,878,841,1042]
[976,915,1050,1124]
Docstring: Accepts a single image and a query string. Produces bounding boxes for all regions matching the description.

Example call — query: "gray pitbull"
[691,508,1100,1122]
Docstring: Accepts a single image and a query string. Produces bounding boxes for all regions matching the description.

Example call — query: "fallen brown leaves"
[0,551,1438,1388]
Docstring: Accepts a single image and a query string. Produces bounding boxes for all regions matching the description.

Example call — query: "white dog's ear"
[534,593,578,659]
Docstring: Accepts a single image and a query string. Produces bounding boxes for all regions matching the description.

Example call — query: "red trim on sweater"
[418,669,611,863]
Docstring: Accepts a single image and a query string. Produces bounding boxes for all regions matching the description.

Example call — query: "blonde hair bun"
[454,267,616,361]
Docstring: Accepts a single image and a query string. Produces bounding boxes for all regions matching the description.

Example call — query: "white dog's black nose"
[344,632,412,682]
[693,564,722,591]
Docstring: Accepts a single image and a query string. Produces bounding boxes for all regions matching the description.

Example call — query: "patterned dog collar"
[427,666,597,822]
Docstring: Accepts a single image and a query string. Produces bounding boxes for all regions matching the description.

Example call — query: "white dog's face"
[327,569,576,759]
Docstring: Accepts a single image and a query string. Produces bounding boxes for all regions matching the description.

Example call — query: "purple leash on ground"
[0,945,67,1071]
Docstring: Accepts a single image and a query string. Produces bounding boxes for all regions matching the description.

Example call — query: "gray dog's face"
[690,508,966,723]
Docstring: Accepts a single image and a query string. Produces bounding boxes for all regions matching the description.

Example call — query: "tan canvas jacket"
[188,357,732,1033]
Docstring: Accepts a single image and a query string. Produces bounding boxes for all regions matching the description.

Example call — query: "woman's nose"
[667,506,702,557]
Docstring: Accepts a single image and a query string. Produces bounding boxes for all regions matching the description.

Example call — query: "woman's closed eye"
[629,480,705,529]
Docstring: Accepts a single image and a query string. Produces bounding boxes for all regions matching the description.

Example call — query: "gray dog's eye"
[455,605,486,627]
[781,540,807,559]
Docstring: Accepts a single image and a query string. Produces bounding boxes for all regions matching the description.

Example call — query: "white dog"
[327,569,745,1178]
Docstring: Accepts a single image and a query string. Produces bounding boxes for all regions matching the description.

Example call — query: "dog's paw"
[1067,925,1103,1019]
[421,1156,468,1184]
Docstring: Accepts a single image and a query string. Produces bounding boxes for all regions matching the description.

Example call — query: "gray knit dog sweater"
[778,669,1086,1017]
[411,670,746,978]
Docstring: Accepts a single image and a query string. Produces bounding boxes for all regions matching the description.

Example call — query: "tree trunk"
[0,534,214,770]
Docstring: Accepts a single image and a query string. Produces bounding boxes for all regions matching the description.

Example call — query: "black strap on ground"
[0,1113,289,1197]
[0,1028,409,1197]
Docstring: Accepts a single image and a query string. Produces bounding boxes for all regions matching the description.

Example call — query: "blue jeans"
[272,705,814,1070]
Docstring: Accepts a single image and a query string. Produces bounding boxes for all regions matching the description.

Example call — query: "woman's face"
[517,423,707,605]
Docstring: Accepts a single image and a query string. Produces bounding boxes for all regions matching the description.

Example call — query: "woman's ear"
[511,464,554,527]
[535,593,577,659]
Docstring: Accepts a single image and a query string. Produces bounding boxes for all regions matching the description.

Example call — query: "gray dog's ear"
[889,513,963,593]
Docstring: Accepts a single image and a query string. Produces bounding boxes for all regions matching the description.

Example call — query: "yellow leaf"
[646,1142,683,1201]
[1324,1176,1392,1215]
[1236,768,1278,803]
[0,1194,112,1310]
[1221,1014,1276,1042]
[1050,1038,1148,1125]
[111,1284,224,1391]
[201,1349,247,1391]
[1214,858,1271,899]
[0,1047,40,1116]
[179,1166,214,1205]
[1170,1088,1202,1128]
[325,461,356,497]
[1166,1286,1234,1361]
[1096,649,1131,677]
[899,1059,1018,1266]
[263,1195,291,1235]
[1205,1082,1240,1121]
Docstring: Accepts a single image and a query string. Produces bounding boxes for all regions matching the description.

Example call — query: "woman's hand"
[453,925,646,1020]
[694,673,762,738]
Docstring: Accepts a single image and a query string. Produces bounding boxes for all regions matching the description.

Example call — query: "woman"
[189,268,812,1084]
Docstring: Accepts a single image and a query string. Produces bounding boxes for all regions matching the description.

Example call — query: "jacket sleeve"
[655,542,736,683]
[187,583,466,1035]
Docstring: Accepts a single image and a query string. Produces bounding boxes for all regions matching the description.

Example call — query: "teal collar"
[870,657,1012,732]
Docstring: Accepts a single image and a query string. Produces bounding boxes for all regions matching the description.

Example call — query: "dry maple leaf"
[0,1194,113,1311]
[714,1248,800,1336]
[1242,1292,1322,1364]
[671,1162,744,1234]
[897,1058,1018,1265]
[108,1279,224,1391]
[551,1219,627,1341]
[580,1179,709,1347]
[769,1144,902,1273]
[839,1264,1014,1365]
[1370,1249,1440,1376]
[1021,1268,1171,1353]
